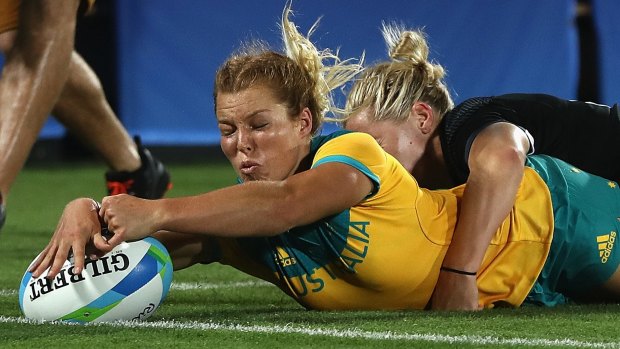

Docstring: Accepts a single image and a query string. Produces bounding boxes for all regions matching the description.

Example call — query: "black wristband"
[440,266,477,276]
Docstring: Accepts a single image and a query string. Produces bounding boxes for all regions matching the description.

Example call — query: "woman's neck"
[412,133,454,189]
[294,141,314,175]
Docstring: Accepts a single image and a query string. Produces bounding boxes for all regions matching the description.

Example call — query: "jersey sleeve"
[311,132,385,198]
[443,97,520,183]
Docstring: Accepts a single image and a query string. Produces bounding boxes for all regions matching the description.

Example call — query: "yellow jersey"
[216,131,554,309]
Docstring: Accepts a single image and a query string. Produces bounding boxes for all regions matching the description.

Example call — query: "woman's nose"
[236,130,253,152]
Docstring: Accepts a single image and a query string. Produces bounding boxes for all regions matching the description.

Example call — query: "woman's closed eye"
[251,122,269,130]
[219,125,235,136]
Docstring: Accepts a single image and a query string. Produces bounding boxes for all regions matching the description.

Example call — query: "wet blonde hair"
[344,23,453,124]
[214,3,363,135]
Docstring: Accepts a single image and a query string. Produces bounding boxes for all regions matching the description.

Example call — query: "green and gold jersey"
[524,155,620,306]
[217,131,555,309]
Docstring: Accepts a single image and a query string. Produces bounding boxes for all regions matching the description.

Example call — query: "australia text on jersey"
[282,221,371,297]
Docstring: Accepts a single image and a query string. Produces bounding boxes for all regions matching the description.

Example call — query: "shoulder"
[311,131,391,197]
[312,130,377,149]
[313,131,384,165]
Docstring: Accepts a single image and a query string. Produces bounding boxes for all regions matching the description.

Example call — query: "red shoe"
[105,136,171,199]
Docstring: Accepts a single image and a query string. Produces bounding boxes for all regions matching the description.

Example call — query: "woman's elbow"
[470,146,527,180]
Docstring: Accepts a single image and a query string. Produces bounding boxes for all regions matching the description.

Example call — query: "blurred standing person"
[575,0,601,103]
[0,0,171,230]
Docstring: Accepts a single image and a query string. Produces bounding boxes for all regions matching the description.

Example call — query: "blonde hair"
[214,3,363,135]
[344,23,453,124]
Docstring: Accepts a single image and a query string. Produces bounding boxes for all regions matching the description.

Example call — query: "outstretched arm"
[431,122,529,310]
[31,161,373,278]
[102,162,373,242]
[0,0,81,196]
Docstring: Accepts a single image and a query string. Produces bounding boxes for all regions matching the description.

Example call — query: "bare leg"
[568,265,620,303]
[52,51,141,172]
[0,0,81,202]
[0,30,16,53]
[597,265,620,302]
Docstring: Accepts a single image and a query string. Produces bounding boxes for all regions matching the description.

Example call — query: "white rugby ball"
[19,237,173,323]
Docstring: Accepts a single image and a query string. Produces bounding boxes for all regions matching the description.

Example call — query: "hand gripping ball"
[19,237,173,323]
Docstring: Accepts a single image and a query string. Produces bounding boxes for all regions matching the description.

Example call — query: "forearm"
[442,171,523,272]
[442,122,530,273]
[101,162,371,245]
[154,180,312,237]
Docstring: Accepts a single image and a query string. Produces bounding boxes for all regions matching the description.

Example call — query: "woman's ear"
[299,107,313,137]
[411,102,435,134]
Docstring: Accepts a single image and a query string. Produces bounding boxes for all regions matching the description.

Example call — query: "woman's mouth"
[240,161,259,174]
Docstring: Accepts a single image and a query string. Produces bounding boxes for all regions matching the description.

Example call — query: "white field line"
[170,280,271,290]
[0,280,271,297]
[0,289,17,297]
[0,315,618,348]
[3,282,619,348]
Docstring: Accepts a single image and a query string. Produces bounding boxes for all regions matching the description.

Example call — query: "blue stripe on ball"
[112,253,157,296]
[143,237,173,301]
[88,289,125,308]
[18,271,32,313]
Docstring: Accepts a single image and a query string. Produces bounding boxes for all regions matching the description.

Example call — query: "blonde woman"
[32,6,620,311]
[343,23,620,310]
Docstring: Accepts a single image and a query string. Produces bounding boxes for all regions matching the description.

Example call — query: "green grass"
[1,161,619,348]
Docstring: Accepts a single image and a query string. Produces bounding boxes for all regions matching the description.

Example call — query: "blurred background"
[8,0,620,163]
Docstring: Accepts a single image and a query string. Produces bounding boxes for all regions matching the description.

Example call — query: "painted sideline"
[0,315,618,348]
[3,282,619,348]
[0,280,271,297]
[169,280,271,290]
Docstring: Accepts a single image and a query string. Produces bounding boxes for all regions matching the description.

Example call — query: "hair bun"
[389,31,429,64]
[384,24,429,65]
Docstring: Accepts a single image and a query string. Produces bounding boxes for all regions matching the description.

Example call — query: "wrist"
[440,266,477,276]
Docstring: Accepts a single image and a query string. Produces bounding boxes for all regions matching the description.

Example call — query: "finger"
[47,241,72,279]
[100,195,114,210]
[31,244,57,278]
[98,203,106,221]
[103,229,124,250]
[28,244,51,273]
[71,241,86,275]
[93,230,115,253]
[99,197,109,217]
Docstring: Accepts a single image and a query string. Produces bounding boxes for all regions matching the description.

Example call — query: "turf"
[1,161,619,348]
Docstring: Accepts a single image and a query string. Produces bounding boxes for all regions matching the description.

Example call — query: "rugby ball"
[19,237,173,323]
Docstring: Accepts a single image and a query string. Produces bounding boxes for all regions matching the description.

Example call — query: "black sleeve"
[441,97,517,184]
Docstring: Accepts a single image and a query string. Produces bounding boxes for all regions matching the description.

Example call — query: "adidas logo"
[275,247,297,267]
[597,231,616,263]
